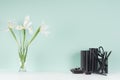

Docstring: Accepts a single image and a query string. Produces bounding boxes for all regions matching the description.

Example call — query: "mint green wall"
[0,0,119,73]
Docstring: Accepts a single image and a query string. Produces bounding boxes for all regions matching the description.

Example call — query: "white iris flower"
[40,22,50,36]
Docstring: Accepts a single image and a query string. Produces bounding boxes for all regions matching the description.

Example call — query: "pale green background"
[0,0,119,73]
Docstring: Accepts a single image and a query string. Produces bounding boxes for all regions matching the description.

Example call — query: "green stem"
[28,27,40,46]
[20,61,25,69]
[22,29,26,47]
[19,45,28,70]
[9,28,19,46]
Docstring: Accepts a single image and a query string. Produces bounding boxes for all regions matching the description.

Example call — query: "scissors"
[97,46,112,74]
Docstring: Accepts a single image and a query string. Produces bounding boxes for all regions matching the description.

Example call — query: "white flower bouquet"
[8,16,49,71]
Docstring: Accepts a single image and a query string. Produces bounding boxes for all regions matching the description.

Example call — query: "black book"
[85,50,91,74]
[81,50,86,72]
[89,48,98,73]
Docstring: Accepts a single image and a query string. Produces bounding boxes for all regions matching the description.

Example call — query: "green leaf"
[8,28,19,46]
[28,27,40,46]
[22,29,26,46]
[24,46,28,62]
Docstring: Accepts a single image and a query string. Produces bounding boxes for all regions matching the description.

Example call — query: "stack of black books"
[71,46,111,75]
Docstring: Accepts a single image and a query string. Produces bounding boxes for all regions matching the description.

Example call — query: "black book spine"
[85,50,91,74]
[89,48,99,73]
[89,49,92,72]
[94,49,98,72]
[81,50,86,72]
[89,48,95,72]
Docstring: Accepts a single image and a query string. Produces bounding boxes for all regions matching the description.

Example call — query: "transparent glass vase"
[18,61,27,72]
[19,65,26,72]
[18,46,28,72]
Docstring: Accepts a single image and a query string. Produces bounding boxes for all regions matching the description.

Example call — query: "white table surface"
[0,72,119,80]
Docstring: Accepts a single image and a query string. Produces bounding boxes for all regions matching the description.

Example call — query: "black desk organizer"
[71,46,112,75]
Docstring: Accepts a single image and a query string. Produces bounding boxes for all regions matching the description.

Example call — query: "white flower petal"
[25,16,30,21]
[26,22,32,28]
[8,21,16,28]
[40,22,49,37]
[16,25,24,30]
[43,31,50,37]
[40,23,48,32]
[28,27,33,34]
[23,16,31,27]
